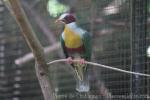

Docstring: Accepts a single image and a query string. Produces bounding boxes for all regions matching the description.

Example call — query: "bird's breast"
[64,27,83,48]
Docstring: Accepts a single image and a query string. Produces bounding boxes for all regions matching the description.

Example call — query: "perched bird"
[55,13,92,92]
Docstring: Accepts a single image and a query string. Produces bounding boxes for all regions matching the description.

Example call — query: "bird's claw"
[80,59,85,64]
[67,57,85,64]
[66,57,73,64]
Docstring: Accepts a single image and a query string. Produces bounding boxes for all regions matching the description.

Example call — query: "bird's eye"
[62,19,66,22]
[64,16,70,21]
[63,16,67,20]
[63,15,75,24]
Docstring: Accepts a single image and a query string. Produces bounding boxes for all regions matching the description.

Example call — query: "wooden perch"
[5,0,55,100]
[15,43,60,65]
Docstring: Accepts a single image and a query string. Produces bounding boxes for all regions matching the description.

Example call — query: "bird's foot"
[80,59,85,64]
[66,57,73,64]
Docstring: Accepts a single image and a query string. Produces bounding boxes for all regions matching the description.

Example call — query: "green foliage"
[47,0,69,17]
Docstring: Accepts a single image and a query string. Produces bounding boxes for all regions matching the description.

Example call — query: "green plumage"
[58,13,92,92]
[60,32,92,60]
[82,32,92,61]
[60,32,92,81]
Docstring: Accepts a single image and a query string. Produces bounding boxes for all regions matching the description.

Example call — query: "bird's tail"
[76,74,89,92]
[72,57,90,92]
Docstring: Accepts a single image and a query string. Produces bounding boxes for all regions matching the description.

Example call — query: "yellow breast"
[64,26,83,48]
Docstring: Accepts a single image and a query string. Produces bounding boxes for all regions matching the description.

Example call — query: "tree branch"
[15,43,60,65]
[4,0,55,100]
[22,0,63,57]
[22,0,56,44]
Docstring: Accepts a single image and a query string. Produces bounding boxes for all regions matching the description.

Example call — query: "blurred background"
[0,0,150,100]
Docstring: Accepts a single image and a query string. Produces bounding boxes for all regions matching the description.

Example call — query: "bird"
[55,13,92,92]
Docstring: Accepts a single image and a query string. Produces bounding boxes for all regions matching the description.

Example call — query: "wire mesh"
[0,0,150,100]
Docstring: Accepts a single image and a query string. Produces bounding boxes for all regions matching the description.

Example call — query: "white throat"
[65,22,77,29]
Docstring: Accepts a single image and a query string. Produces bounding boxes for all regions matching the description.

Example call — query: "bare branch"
[15,43,60,65]
[5,0,55,100]
[22,0,63,57]
[22,0,56,44]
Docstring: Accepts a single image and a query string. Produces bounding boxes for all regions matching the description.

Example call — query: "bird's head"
[55,13,76,24]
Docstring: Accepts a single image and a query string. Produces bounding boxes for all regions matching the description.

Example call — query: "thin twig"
[47,59,150,77]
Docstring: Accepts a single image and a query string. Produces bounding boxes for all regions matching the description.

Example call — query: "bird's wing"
[82,32,92,61]
[60,35,68,58]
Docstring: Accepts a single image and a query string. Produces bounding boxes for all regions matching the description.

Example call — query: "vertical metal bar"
[130,0,133,99]
[131,0,147,100]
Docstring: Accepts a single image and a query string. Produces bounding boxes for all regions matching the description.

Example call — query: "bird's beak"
[55,19,65,24]
[55,19,64,23]
[55,19,60,23]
